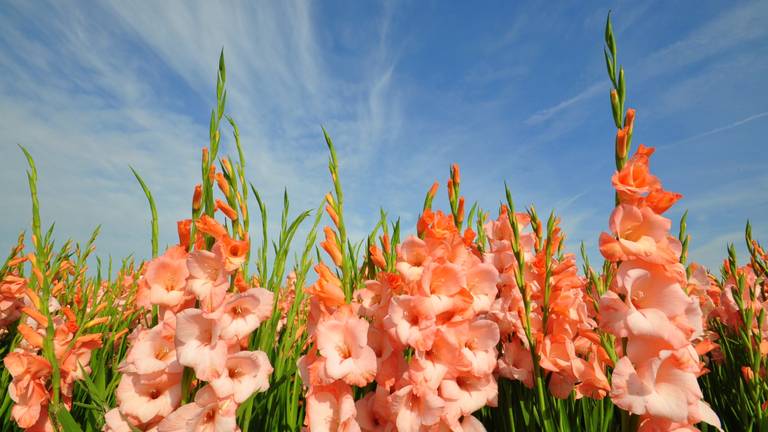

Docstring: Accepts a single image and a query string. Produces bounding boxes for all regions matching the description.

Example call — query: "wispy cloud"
[524,82,603,125]
[526,1,768,125]
[665,111,768,147]
[0,1,763,273]
[0,0,403,259]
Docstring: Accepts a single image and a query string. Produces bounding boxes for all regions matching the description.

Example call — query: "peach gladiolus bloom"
[195,215,228,241]
[439,374,497,422]
[599,204,681,264]
[116,372,182,426]
[217,237,249,272]
[209,351,273,403]
[430,319,499,377]
[305,381,361,432]
[611,349,721,429]
[158,386,238,432]
[384,295,437,351]
[175,309,229,381]
[0,274,26,327]
[103,408,134,432]
[612,145,660,200]
[355,386,395,431]
[388,383,445,432]
[3,351,51,428]
[306,263,346,309]
[316,310,377,387]
[599,261,701,347]
[612,145,682,214]
[145,246,190,308]
[186,248,230,312]
[122,321,182,375]
[217,288,274,341]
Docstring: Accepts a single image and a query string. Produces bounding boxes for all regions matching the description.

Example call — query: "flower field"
[1,14,765,432]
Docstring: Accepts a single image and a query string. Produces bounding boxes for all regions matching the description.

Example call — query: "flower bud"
[192,184,203,211]
[615,129,628,160]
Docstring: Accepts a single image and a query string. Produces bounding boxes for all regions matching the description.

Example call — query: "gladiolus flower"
[611,350,720,428]
[599,204,681,264]
[210,351,273,402]
[116,372,182,426]
[305,381,360,432]
[306,263,346,309]
[145,246,190,308]
[157,386,237,432]
[218,236,249,272]
[175,309,229,381]
[186,247,229,312]
[316,311,377,387]
[217,288,274,341]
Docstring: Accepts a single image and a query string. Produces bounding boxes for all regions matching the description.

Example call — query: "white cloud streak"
[665,111,768,147]
[526,1,768,125]
[0,0,402,262]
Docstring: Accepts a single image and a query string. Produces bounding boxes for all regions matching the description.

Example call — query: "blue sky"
[1,1,766,270]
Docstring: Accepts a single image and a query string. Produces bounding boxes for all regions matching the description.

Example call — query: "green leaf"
[56,404,84,432]
[129,166,158,258]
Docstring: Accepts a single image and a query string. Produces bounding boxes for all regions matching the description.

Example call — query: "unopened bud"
[221,158,233,176]
[615,129,628,160]
[192,184,203,211]
[624,108,636,134]
[451,163,461,184]
[215,172,230,197]
[742,366,755,383]
[427,182,439,201]
[325,204,340,228]
[216,199,238,221]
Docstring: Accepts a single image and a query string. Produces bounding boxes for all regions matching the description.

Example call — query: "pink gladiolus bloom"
[145,246,190,308]
[599,204,681,264]
[497,338,534,388]
[122,317,180,375]
[612,145,661,201]
[418,262,464,296]
[217,288,274,341]
[116,372,182,426]
[431,320,499,377]
[0,274,26,327]
[103,409,134,432]
[209,350,273,403]
[3,351,51,428]
[396,236,429,282]
[388,383,445,432]
[316,310,377,387]
[439,374,498,419]
[306,263,346,310]
[465,262,499,313]
[175,309,229,381]
[599,261,701,353]
[217,237,249,272]
[367,326,406,390]
[611,350,720,428]
[186,248,230,312]
[572,357,610,400]
[305,381,361,432]
[384,295,437,351]
[158,386,238,432]
[356,387,395,432]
